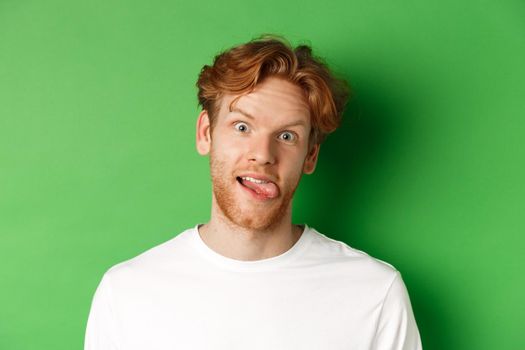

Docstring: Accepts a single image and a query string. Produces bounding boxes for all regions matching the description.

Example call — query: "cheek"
[280,149,308,176]
[284,149,303,164]
[213,129,240,148]
[211,136,244,163]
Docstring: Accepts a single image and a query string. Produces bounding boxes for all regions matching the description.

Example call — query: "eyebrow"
[230,107,307,128]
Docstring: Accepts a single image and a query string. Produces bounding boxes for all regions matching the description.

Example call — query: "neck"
[198,200,303,262]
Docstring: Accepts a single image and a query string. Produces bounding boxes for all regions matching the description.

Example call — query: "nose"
[247,134,276,165]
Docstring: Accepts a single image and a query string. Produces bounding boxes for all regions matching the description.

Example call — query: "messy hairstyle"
[196,34,350,145]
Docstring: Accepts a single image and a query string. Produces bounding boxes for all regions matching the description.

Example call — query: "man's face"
[196,76,320,231]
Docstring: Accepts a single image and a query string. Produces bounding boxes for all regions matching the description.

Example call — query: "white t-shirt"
[85,224,422,350]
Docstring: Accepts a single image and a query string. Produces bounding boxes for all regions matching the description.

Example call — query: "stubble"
[209,150,303,231]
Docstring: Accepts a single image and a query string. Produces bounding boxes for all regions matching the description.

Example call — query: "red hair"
[196,34,350,145]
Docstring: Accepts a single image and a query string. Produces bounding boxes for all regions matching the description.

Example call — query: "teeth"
[241,176,269,184]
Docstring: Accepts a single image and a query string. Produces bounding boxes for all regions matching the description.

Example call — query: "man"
[85,35,423,350]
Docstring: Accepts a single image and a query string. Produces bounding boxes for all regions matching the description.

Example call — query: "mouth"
[236,175,280,200]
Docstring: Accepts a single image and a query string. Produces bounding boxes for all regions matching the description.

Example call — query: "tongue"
[241,179,279,198]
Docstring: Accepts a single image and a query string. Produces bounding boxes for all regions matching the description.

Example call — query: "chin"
[230,212,285,231]
[217,192,292,231]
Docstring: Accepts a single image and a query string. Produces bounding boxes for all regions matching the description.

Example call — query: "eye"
[234,122,249,133]
[278,131,297,142]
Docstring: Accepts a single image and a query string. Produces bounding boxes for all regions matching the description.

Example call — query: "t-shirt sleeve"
[84,273,121,350]
[372,271,423,350]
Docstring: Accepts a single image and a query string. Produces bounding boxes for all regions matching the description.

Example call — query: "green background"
[1,0,524,349]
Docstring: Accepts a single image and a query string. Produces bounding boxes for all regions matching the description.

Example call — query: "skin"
[196,76,320,261]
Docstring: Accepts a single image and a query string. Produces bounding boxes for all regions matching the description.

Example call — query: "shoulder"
[305,226,399,284]
[102,226,196,283]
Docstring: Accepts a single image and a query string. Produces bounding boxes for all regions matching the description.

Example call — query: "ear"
[196,110,211,155]
[303,143,320,174]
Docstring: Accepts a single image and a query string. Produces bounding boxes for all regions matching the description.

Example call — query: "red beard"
[209,150,302,231]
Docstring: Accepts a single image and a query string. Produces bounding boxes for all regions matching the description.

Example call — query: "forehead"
[219,77,310,123]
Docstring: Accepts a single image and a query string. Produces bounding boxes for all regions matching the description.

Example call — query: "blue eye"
[279,131,296,142]
[234,122,249,132]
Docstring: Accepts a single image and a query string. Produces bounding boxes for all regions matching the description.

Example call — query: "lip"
[236,180,275,201]
[236,173,278,184]
[235,173,281,200]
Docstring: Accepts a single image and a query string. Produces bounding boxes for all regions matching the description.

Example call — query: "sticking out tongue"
[240,178,279,199]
